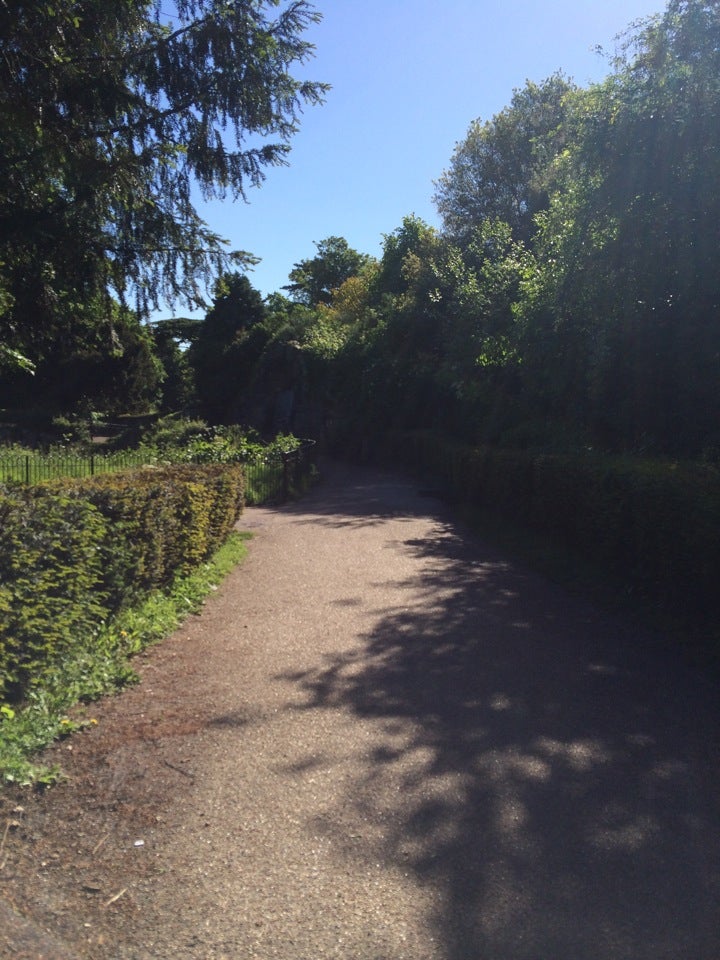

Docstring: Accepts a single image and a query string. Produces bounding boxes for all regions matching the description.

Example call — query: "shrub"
[0,486,110,698]
[0,464,245,703]
[138,415,209,451]
[382,430,720,634]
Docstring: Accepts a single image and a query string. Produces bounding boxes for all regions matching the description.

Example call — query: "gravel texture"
[1,460,719,959]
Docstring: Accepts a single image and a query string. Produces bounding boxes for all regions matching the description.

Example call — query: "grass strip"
[0,531,251,788]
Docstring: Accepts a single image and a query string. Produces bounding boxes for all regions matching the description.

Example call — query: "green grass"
[0,531,252,788]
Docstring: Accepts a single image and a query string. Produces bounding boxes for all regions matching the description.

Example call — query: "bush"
[138,415,209,451]
[0,464,245,702]
[382,430,720,634]
[0,486,110,698]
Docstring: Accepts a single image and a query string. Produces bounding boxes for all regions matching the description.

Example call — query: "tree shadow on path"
[279,465,720,960]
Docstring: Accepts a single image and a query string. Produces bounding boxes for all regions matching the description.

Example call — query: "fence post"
[91,453,95,476]
[282,452,291,501]
[25,455,30,485]
[294,446,303,492]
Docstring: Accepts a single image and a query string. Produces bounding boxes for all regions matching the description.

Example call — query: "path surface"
[1,462,719,959]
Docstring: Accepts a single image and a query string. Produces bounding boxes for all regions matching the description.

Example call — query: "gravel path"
[1,461,719,959]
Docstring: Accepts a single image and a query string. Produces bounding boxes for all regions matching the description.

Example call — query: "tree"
[188,273,268,422]
[285,237,374,305]
[521,0,720,455]
[373,215,439,299]
[0,0,327,397]
[0,298,164,414]
[150,319,201,413]
[333,216,447,434]
[433,74,575,243]
[321,268,379,328]
[347,216,534,443]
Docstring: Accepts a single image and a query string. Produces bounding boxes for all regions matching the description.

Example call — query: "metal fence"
[0,452,149,485]
[244,441,317,505]
[0,441,317,506]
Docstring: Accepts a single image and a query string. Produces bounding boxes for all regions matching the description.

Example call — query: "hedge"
[0,464,245,701]
[379,430,720,631]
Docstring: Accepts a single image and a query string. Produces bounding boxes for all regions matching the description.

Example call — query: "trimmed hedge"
[380,430,720,630]
[0,464,245,701]
[0,489,109,699]
[55,464,245,608]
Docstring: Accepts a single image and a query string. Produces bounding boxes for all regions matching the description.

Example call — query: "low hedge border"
[378,430,720,639]
[0,464,245,702]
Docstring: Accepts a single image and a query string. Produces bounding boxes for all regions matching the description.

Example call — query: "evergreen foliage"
[0,0,326,409]
[0,463,245,701]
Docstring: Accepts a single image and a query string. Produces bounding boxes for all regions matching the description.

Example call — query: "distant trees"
[361,0,720,460]
[189,274,267,423]
[183,0,719,461]
[150,319,198,414]
[331,215,530,444]
[285,237,374,306]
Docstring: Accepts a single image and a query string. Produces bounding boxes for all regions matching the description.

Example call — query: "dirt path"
[1,462,719,959]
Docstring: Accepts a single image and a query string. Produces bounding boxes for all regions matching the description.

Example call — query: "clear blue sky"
[158,0,665,317]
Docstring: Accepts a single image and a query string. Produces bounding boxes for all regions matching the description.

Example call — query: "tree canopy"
[519,0,720,454]
[263,1,720,460]
[0,0,327,391]
[284,237,375,306]
[433,73,575,243]
[188,272,268,422]
[3,0,718,462]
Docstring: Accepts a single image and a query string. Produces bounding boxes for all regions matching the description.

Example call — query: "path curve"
[1,461,719,959]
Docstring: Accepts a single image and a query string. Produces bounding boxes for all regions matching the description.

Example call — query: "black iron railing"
[243,441,317,505]
[0,440,317,505]
[0,452,149,484]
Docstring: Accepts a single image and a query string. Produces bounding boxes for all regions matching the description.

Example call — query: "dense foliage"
[433,73,576,244]
[0,463,245,701]
[0,531,250,786]
[5,0,714,464]
[380,430,720,633]
[285,236,376,306]
[178,3,718,465]
[241,0,717,463]
[0,0,326,411]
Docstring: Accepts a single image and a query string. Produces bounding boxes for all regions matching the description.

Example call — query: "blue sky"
[160,0,665,317]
